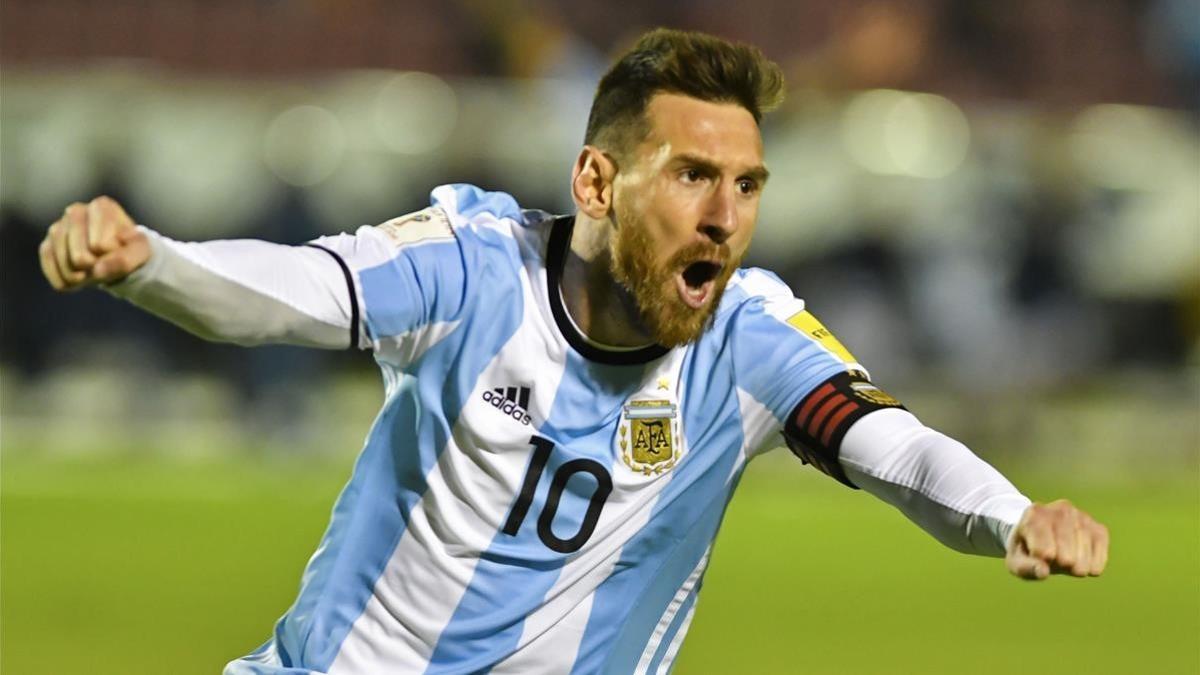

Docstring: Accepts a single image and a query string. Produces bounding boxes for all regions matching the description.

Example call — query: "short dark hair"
[584,28,785,160]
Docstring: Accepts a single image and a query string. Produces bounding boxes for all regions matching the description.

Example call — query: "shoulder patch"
[785,310,857,365]
[375,207,455,248]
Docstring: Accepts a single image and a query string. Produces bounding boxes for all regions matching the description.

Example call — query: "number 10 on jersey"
[502,435,613,553]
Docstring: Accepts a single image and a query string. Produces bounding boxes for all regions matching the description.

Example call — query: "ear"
[570,145,617,219]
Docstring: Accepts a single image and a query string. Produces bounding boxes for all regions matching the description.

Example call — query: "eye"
[680,168,703,184]
[737,178,759,195]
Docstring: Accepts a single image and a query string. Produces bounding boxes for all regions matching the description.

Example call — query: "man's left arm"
[835,405,1110,580]
[730,283,1108,580]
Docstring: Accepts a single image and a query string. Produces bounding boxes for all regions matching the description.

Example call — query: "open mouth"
[676,260,723,309]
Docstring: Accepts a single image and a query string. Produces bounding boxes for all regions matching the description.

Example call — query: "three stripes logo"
[784,371,904,487]
[482,386,533,426]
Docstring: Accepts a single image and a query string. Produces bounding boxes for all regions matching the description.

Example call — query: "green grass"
[3,452,1197,674]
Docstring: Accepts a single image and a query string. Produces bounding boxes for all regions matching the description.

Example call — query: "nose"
[699,182,738,245]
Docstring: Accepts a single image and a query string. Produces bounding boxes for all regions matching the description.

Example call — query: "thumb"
[93,229,150,283]
[1006,540,1050,581]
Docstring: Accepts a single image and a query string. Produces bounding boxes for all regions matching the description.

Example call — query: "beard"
[609,205,741,348]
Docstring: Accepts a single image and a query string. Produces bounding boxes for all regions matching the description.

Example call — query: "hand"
[1006,499,1109,580]
[38,196,151,291]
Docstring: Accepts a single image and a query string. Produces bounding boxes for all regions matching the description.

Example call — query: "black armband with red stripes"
[783,371,906,488]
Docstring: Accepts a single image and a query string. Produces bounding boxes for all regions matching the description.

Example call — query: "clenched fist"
[38,196,151,291]
[1006,499,1109,580]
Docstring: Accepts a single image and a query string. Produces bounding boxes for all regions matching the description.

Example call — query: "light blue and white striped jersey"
[226,184,859,675]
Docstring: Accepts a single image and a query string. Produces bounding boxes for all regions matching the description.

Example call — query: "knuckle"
[69,249,92,266]
[65,202,86,217]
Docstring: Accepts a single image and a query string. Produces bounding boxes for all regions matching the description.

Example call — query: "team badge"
[618,400,680,475]
[619,398,686,473]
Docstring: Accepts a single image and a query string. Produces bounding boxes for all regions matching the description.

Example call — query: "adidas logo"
[481,386,532,426]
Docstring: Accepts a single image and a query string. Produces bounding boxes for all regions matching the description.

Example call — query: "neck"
[560,213,655,348]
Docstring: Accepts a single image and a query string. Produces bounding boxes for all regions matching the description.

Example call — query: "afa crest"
[618,400,680,475]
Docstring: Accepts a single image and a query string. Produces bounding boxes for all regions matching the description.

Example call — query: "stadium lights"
[262,104,346,187]
[372,72,459,155]
[840,89,971,179]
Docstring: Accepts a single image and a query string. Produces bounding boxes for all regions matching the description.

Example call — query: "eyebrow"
[672,153,770,185]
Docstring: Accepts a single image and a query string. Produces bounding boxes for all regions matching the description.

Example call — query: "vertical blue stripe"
[425,351,647,673]
[359,239,466,341]
[646,587,699,673]
[570,315,749,675]
[267,225,526,672]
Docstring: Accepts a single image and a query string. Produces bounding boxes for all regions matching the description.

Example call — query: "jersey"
[225,184,891,675]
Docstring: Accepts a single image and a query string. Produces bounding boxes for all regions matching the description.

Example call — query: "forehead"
[639,92,763,168]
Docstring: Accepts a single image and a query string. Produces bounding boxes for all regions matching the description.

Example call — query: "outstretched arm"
[736,290,1110,581]
[38,196,361,349]
[837,408,1109,580]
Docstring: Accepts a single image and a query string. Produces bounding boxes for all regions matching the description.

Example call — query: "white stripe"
[326,418,477,673]
[491,348,691,672]
[736,386,783,460]
[487,591,596,674]
[373,319,462,369]
[629,363,753,672]
[329,264,570,673]
[634,547,711,674]
[655,599,698,674]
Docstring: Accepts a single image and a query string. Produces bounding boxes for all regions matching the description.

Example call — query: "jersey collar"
[545,216,670,366]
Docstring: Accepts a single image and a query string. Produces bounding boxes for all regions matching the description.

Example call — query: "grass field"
[3,450,1197,674]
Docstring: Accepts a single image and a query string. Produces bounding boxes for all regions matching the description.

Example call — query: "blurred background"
[2,1,1197,674]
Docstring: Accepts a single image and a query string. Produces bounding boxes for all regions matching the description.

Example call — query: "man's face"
[608,93,768,347]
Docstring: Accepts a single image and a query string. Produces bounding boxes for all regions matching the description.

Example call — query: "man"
[39,29,1107,675]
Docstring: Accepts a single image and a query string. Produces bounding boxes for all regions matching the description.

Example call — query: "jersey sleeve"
[838,408,1032,555]
[730,269,904,487]
[105,205,466,353]
[307,205,465,351]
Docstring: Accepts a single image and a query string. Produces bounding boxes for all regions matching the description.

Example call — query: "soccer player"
[39,29,1107,675]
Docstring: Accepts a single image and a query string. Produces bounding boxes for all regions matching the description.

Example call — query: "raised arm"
[38,196,361,349]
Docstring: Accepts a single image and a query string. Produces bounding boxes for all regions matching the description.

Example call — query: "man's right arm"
[38,196,362,349]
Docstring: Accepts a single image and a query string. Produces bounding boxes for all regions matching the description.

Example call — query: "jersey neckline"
[545,216,670,366]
